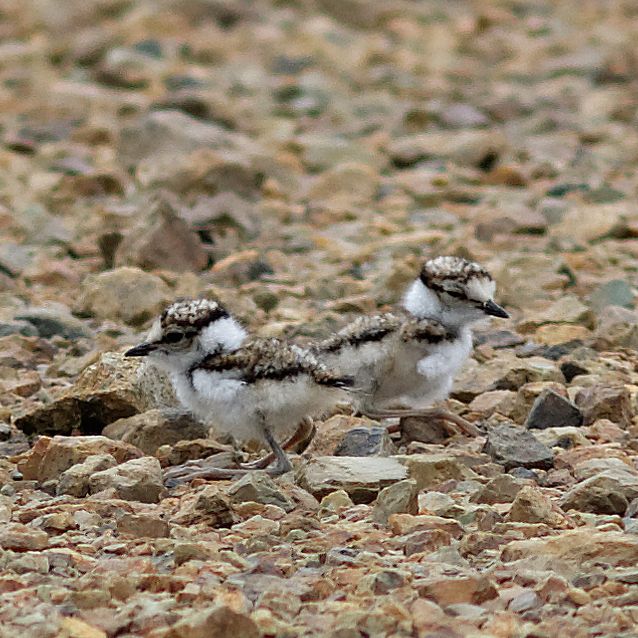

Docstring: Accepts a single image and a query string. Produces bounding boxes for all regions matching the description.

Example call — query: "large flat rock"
[296,456,408,503]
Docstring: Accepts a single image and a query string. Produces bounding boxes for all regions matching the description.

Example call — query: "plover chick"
[313,256,509,436]
[125,298,352,484]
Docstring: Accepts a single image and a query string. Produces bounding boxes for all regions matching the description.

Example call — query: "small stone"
[57,617,107,638]
[472,474,528,505]
[560,469,638,515]
[15,435,140,482]
[165,605,259,638]
[117,513,170,538]
[501,529,638,572]
[395,454,480,491]
[0,523,48,551]
[115,196,209,272]
[389,514,464,539]
[14,352,177,436]
[575,385,633,427]
[593,306,638,349]
[373,479,418,525]
[334,426,396,457]
[507,485,567,526]
[484,424,554,471]
[76,267,171,326]
[320,489,354,511]
[589,280,635,314]
[525,390,583,430]
[174,485,237,528]
[57,454,118,497]
[103,409,208,455]
[89,456,165,503]
[226,472,294,512]
[403,529,453,556]
[14,306,91,339]
[416,573,498,606]
[297,456,408,503]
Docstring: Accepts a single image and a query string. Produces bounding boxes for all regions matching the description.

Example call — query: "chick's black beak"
[483,299,509,318]
[124,342,156,357]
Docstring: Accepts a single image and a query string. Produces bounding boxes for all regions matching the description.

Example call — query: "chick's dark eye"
[445,289,465,299]
[164,331,184,343]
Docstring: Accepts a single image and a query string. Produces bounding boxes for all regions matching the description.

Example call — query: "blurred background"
[1,0,638,357]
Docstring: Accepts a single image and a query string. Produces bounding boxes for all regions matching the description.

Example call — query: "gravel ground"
[2,1,638,636]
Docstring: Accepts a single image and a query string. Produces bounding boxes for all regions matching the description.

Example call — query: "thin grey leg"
[263,427,293,476]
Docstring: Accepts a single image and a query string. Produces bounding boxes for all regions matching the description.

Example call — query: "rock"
[156,438,233,466]
[118,110,254,166]
[226,472,294,512]
[103,409,208,455]
[89,456,165,503]
[575,385,633,427]
[57,453,118,497]
[525,390,583,430]
[589,280,635,314]
[507,485,567,526]
[373,479,418,524]
[415,573,498,606]
[0,523,48,551]
[551,203,633,244]
[471,474,528,505]
[593,306,638,349]
[308,162,379,203]
[468,390,520,419]
[165,605,259,638]
[14,305,91,339]
[115,196,209,272]
[501,530,638,573]
[320,490,354,511]
[399,415,450,444]
[388,130,507,169]
[57,617,107,638]
[559,469,638,515]
[403,529,453,556]
[334,426,396,457]
[395,454,480,490]
[305,415,373,456]
[14,352,177,436]
[76,267,171,326]
[517,295,593,332]
[389,513,464,539]
[117,513,170,538]
[173,485,237,528]
[483,424,554,470]
[296,456,408,503]
[14,435,140,482]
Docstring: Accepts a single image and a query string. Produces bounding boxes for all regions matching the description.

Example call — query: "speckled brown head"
[418,256,508,318]
[124,298,244,360]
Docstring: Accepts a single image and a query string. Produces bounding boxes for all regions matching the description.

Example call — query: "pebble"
[484,425,554,471]
[88,456,165,503]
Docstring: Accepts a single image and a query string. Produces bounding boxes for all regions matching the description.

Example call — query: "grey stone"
[575,384,633,428]
[560,469,638,515]
[103,409,208,455]
[57,453,118,497]
[589,280,635,314]
[14,306,91,339]
[226,473,294,512]
[89,456,165,503]
[334,426,396,457]
[76,267,171,326]
[471,474,528,505]
[297,456,408,504]
[525,390,583,430]
[373,479,418,525]
[483,424,554,471]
